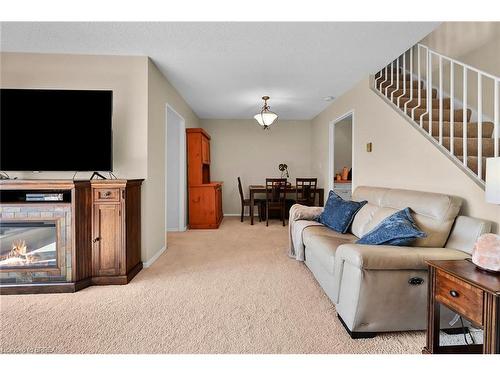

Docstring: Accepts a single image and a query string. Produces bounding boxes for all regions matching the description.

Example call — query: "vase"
[341,167,349,181]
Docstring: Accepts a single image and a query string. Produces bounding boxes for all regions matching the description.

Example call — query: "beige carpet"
[0,217,426,354]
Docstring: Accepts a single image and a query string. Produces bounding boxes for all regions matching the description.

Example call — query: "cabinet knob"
[104,191,111,197]
[93,237,101,243]
[449,290,459,298]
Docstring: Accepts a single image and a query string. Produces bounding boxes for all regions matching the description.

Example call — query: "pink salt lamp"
[472,234,500,273]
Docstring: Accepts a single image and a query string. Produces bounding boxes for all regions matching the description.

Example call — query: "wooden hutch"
[186,128,223,229]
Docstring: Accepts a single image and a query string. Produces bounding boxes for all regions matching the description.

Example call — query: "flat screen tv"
[0,88,113,171]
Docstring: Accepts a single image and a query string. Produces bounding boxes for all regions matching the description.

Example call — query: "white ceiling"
[0,22,439,120]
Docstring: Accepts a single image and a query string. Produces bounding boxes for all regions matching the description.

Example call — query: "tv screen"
[0,89,113,171]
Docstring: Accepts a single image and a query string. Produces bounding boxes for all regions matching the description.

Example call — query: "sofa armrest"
[331,243,469,304]
[289,204,324,222]
[335,244,469,270]
[445,215,492,254]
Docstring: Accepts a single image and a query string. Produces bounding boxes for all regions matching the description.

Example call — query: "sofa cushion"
[303,226,357,274]
[351,186,462,248]
[318,191,367,233]
[303,225,359,242]
[356,208,426,246]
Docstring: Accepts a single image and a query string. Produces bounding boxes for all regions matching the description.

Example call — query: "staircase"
[373,44,499,186]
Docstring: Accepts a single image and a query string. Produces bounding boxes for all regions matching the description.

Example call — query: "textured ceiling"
[0,22,439,119]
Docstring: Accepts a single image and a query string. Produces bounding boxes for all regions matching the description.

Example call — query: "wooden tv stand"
[0,179,143,294]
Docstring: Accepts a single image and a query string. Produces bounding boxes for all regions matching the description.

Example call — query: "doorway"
[166,105,187,232]
[328,111,354,197]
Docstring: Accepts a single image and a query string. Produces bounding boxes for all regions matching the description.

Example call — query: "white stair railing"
[374,43,500,183]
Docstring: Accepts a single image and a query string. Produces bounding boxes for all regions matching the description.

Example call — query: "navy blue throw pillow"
[356,207,427,246]
[318,191,367,234]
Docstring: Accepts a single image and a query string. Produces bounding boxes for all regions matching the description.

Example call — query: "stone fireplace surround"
[0,180,92,294]
[0,203,72,284]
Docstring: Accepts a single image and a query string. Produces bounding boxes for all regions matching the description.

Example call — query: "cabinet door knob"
[93,237,101,243]
[449,290,459,298]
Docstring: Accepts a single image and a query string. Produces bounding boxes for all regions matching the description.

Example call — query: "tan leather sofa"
[302,186,492,338]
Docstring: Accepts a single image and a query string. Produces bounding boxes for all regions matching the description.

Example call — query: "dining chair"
[237,177,263,223]
[295,178,318,206]
[265,178,288,226]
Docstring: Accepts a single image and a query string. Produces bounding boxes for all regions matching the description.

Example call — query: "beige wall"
[146,59,199,261]
[311,77,499,233]
[200,119,313,215]
[0,52,200,263]
[0,52,149,179]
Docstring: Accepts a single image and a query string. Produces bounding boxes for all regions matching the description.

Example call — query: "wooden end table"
[424,259,500,354]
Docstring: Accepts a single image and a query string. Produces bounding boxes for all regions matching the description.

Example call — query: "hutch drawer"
[93,188,121,202]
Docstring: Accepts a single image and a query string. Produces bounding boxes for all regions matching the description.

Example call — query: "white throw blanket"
[288,204,324,261]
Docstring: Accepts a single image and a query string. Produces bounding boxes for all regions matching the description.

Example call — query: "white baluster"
[379,68,385,88]
[463,68,468,167]
[414,46,421,122]
[398,51,406,108]
[380,65,388,93]
[393,56,399,102]
[427,52,432,134]
[405,47,413,114]
[385,63,390,96]
[450,62,455,156]
[495,79,499,157]
[386,60,394,97]
[439,55,443,145]
[477,74,483,180]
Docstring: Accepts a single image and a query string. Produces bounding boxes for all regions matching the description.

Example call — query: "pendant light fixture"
[254,96,278,130]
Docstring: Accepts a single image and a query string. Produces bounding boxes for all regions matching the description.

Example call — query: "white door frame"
[328,110,355,193]
[166,104,187,232]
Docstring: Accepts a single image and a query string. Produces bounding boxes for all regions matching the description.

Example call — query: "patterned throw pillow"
[356,207,427,246]
[318,191,367,233]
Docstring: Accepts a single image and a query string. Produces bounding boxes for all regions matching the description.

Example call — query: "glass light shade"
[254,111,278,127]
[485,157,500,204]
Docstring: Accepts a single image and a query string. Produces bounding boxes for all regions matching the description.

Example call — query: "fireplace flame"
[0,240,41,266]
[11,240,28,256]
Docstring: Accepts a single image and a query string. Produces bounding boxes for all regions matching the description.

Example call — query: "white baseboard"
[224,213,260,217]
[143,245,166,268]
[167,226,187,232]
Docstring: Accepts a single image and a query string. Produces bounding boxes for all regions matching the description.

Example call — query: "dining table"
[248,185,325,225]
